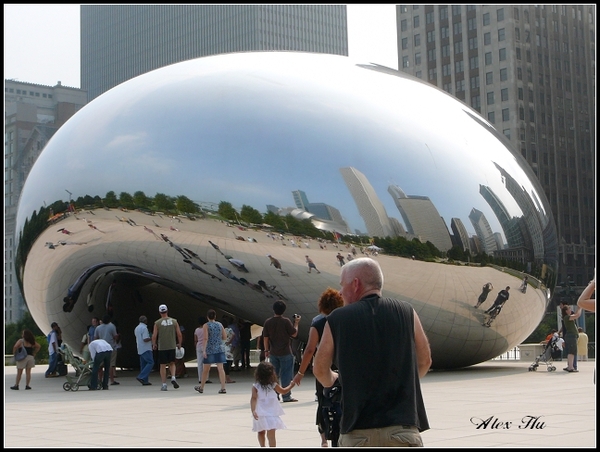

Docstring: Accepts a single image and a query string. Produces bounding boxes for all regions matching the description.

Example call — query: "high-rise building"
[450,217,472,253]
[81,4,348,101]
[469,207,498,255]
[340,167,396,238]
[388,184,453,251]
[4,80,87,323]
[396,5,595,286]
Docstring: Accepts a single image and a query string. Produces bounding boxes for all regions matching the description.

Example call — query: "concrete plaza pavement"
[4,359,596,448]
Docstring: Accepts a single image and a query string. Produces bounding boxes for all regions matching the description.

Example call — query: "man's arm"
[413,311,432,378]
[151,323,158,349]
[313,322,337,387]
[176,323,183,346]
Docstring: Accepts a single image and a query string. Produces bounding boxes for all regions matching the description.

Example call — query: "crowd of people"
[10,261,595,448]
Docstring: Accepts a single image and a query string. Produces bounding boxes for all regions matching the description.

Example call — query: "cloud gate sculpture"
[15,52,557,369]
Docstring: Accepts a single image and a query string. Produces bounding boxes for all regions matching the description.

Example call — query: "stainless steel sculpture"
[15,52,557,369]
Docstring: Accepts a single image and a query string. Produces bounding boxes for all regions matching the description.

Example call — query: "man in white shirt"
[134,315,154,385]
[88,338,113,390]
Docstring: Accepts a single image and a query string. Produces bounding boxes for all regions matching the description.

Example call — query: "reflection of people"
[94,314,120,385]
[305,255,321,274]
[519,276,528,293]
[336,253,345,266]
[474,282,493,308]
[577,277,596,312]
[267,254,288,275]
[483,286,510,327]
[251,361,296,447]
[313,257,431,447]
[293,288,343,447]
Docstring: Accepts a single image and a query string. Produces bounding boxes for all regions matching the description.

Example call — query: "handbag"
[14,341,28,362]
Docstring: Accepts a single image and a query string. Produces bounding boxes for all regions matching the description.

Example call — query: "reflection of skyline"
[469,208,497,254]
[340,167,395,238]
[388,185,452,252]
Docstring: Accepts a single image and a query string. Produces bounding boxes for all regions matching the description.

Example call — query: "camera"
[293,314,300,319]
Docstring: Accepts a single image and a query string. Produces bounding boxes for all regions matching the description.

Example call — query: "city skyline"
[4,4,398,89]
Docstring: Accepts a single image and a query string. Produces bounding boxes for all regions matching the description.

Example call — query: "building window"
[484,32,491,45]
[456,79,465,92]
[497,8,504,21]
[488,111,496,123]
[426,11,434,24]
[415,52,421,65]
[516,67,522,80]
[441,44,450,57]
[468,17,477,30]
[441,26,449,39]
[516,47,521,60]
[442,63,451,76]
[498,28,506,41]
[452,5,461,16]
[471,95,481,110]
[485,52,492,65]
[487,92,495,105]
[440,5,448,19]
[515,27,520,41]
[501,88,508,101]
[502,108,510,121]
[470,75,480,89]
[455,60,464,72]
[414,16,420,27]
[428,48,436,62]
[483,12,490,26]
[414,34,421,46]
[443,82,452,93]
[499,48,506,61]
[427,30,436,43]
[428,68,437,80]
[403,56,410,68]
[469,37,478,49]
[401,19,407,31]
[453,22,462,35]
[415,70,422,79]
[503,129,511,139]
[486,72,493,84]
[402,38,408,50]
[454,41,463,54]
[470,56,479,69]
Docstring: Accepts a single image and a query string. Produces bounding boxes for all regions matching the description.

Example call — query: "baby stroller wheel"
[550,366,556,371]
[528,366,533,371]
[63,382,72,391]
[72,383,79,391]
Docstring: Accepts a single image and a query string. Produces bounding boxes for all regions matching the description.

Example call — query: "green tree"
[119,192,135,209]
[218,201,238,222]
[133,191,151,209]
[154,192,176,212]
[104,191,119,208]
[240,205,263,225]
[175,195,199,214]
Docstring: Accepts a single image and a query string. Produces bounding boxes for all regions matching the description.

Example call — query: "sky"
[4,4,398,89]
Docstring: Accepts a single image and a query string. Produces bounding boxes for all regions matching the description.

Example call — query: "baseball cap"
[159,304,168,313]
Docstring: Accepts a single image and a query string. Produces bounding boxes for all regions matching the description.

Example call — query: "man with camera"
[262,300,301,402]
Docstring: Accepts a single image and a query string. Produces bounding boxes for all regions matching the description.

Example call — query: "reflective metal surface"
[15,52,557,369]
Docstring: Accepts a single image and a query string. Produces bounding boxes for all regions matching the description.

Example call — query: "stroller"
[528,336,558,372]
[59,344,101,391]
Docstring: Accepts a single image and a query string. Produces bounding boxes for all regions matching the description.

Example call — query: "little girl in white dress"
[250,361,296,447]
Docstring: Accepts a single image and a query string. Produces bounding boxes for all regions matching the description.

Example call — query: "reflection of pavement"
[24,208,548,369]
[4,360,596,447]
